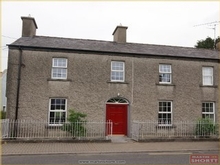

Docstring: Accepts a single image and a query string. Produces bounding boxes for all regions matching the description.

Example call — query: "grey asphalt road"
[2,151,219,164]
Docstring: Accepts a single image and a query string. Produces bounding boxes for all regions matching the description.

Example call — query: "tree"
[62,109,87,137]
[195,36,220,50]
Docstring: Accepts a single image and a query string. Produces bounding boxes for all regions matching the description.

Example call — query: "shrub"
[0,111,6,119]
[195,118,218,137]
[62,109,87,137]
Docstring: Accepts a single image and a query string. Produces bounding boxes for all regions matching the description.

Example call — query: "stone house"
[0,69,7,112]
[6,16,219,136]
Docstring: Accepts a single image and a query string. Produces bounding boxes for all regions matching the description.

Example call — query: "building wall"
[1,70,7,111]
[6,49,218,123]
[0,72,2,111]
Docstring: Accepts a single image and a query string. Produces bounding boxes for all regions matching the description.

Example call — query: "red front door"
[106,104,127,135]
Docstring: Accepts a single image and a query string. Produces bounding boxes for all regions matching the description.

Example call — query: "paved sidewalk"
[1,141,219,155]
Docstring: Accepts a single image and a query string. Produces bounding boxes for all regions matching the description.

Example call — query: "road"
[2,151,219,164]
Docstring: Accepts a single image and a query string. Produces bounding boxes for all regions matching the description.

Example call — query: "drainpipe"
[14,46,22,137]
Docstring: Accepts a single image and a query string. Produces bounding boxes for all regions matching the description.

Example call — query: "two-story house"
[6,16,219,137]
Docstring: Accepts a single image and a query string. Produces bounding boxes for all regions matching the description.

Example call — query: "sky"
[1,1,219,72]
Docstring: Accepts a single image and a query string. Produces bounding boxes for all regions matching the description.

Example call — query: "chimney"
[112,25,128,43]
[21,16,38,37]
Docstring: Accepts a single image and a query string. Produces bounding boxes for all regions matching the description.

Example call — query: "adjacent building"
[0,69,7,112]
[6,16,219,136]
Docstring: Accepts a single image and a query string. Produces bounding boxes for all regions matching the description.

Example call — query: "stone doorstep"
[109,135,134,143]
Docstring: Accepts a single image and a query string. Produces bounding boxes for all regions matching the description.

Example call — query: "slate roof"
[9,36,219,60]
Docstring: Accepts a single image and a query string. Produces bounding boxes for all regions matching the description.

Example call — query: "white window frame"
[202,67,213,86]
[111,61,125,82]
[51,58,68,79]
[49,98,67,126]
[159,64,172,84]
[202,102,215,123]
[158,101,172,126]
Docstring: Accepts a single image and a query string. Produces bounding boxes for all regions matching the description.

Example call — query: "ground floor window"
[202,102,215,123]
[158,101,172,126]
[49,98,67,125]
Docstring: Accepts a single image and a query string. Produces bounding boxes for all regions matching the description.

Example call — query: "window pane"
[51,99,55,104]
[53,58,67,67]
[52,58,67,79]
[159,65,171,83]
[158,101,172,125]
[61,112,66,122]
[203,67,213,75]
[49,98,67,125]
[111,67,124,81]
[111,61,124,81]
[159,73,171,83]
[159,64,171,73]
[51,105,55,110]
[112,62,124,71]
[52,68,67,79]
[203,76,212,85]
[55,105,61,110]
[202,102,215,122]
[203,67,213,85]
[55,99,61,104]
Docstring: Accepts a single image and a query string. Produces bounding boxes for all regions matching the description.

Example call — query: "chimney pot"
[21,16,38,37]
[112,25,128,43]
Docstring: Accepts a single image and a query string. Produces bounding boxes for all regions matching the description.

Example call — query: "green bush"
[0,111,6,119]
[62,109,87,137]
[195,118,218,136]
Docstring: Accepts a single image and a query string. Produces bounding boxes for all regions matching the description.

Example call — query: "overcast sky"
[1,1,219,71]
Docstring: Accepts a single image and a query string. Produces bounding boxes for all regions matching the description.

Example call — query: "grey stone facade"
[6,17,219,136]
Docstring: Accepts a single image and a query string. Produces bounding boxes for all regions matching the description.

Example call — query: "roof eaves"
[8,44,219,61]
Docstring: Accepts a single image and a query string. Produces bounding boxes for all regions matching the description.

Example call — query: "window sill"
[199,85,218,88]
[47,78,72,82]
[156,125,176,129]
[156,83,175,86]
[107,81,129,84]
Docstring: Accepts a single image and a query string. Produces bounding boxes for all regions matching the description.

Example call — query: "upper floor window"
[52,58,67,79]
[158,101,172,126]
[202,102,215,123]
[111,61,124,82]
[202,67,213,85]
[159,64,172,84]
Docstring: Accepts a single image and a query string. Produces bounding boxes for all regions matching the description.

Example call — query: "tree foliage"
[195,36,220,50]
[62,109,87,137]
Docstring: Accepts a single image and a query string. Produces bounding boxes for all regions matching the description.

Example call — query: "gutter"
[13,47,22,138]
[8,45,219,62]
